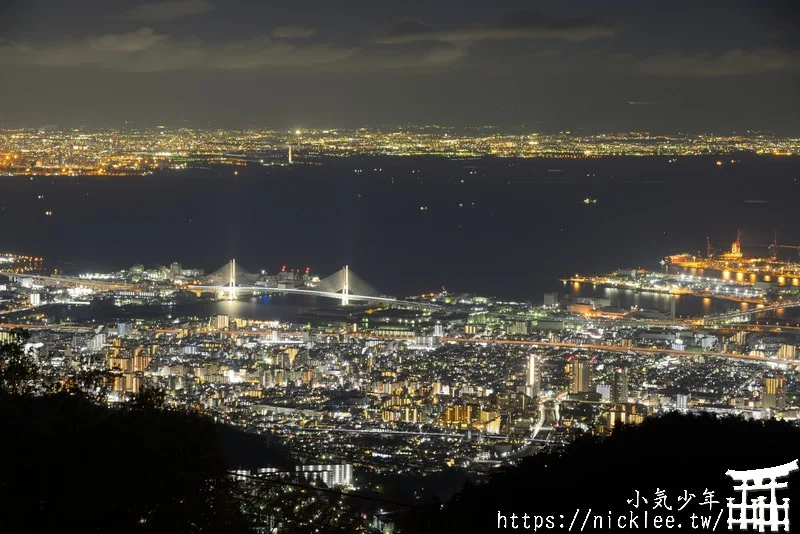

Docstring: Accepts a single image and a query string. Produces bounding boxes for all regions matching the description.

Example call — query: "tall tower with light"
[228,259,236,300]
[526,353,540,396]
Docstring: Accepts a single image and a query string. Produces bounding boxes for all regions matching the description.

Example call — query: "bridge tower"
[228,259,236,300]
[342,265,349,305]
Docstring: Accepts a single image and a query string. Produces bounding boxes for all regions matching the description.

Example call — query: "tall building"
[763,374,786,412]
[611,365,629,403]
[87,332,107,352]
[778,344,797,361]
[434,322,444,337]
[569,356,592,394]
[526,353,540,396]
[734,330,748,346]
[0,330,20,343]
[296,464,353,489]
[543,292,559,306]
[170,262,182,276]
[210,314,230,330]
[508,321,529,335]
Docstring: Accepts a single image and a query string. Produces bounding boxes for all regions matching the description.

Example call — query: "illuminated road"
[347,333,788,365]
[188,284,400,304]
[186,285,450,311]
[292,426,553,443]
[699,301,800,325]
[0,323,94,332]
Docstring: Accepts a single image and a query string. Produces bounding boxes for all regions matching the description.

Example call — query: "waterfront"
[1,155,798,301]
[1,282,752,325]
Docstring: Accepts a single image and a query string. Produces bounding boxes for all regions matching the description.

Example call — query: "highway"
[0,322,95,332]
[187,284,400,304]
[292,426,554,444]
[699,301,800,325]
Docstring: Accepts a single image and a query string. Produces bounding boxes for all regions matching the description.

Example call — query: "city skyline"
[2,2,800,532]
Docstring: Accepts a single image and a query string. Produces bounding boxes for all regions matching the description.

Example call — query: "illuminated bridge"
[190,260,394,305]
[698,300,800,326]
[0,261,444,309]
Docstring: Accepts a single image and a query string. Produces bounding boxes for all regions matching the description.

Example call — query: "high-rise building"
[763,374,786,411]
[778,344,797,361]
[87,332,107,352]
[508,321,529,335]
[209,314,229,330]
[170,262,182,276]
[117,322,132,337]
[676,393,689,411]
[434,322,444,337]
[611,365,629,403]
[569,356,592,394]
[296,464,353,488]
[543,292,559,306]
[526,353,540,396]
[734,330,748,346]
[0,330,20,343]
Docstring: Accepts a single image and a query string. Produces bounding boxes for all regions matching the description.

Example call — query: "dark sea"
[1,155,799,319]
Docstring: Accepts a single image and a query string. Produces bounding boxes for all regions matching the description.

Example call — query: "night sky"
[1,0,798,132]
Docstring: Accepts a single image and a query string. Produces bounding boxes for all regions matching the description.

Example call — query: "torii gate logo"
[726,459,798,532]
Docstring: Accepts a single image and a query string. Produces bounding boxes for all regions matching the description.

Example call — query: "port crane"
[706,236,715,258]
[751,231,800,260]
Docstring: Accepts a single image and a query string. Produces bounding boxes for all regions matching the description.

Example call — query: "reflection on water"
[566,283,740,317]
[671,265,799,287]
[19,294,336,324]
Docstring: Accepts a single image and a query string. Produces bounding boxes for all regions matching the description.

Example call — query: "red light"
[281,265,286,272]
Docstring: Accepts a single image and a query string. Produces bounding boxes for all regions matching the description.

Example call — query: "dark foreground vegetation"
[401,413,800,533]
[5,337,799,533]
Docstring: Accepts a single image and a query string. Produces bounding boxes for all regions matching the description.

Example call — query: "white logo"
[726,459,798,532]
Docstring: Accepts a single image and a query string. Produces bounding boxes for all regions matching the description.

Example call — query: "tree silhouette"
[0,339,291,533]
[0,332,37,395]
[401,413,800,533]
[131,383,167,409]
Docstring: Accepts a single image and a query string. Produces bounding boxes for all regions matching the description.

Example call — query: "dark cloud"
[376,10,616,44]
[0,1,797,132]
[635,48,800,76]
[118,0,213,21]
[271,25,317,39]
[0,27,468,73]
[0,28,355,71]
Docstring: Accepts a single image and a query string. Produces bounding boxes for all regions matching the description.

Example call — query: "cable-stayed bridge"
[190,260,391,305]
[0,261,442,308]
